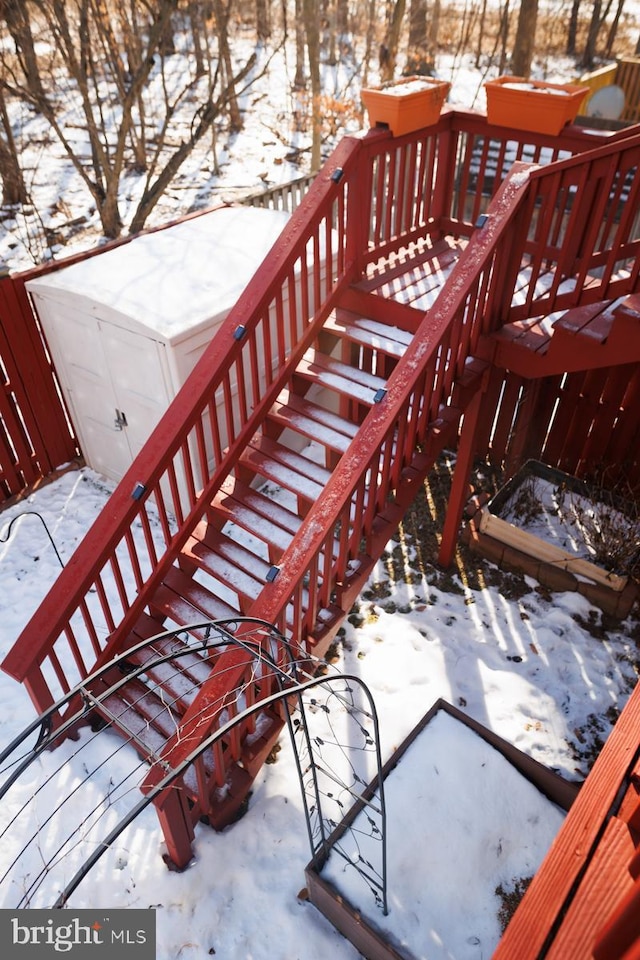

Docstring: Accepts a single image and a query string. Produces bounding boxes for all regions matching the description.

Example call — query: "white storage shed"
[27,205,291,486]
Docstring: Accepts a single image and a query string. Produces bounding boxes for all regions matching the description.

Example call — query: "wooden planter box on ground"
[484,76,590,135]
[305,699,577,960]
[465,460,639,618]
[361,77,451,136]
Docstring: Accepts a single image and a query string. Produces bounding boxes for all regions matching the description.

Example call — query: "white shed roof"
[27,205,291,344]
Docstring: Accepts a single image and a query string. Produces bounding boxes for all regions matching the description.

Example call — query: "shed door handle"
[114,409,128,431]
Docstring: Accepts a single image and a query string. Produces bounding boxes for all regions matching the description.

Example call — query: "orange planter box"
[485,75,590,135]
[361,76,450,136]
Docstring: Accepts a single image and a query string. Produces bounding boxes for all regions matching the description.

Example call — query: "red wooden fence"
[0,273,79,500]
[479,363,640,494]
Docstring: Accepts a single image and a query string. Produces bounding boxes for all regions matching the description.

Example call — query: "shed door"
[36,297,171,483]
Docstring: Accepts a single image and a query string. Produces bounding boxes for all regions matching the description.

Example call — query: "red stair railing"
[0,131,364,720]
[503,130,640,323]
[144,165,536,822]
[3,117,635,732]
[0,121,460,720]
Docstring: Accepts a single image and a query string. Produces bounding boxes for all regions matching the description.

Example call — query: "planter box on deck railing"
[485,76,590,135]
[361,76,451,137]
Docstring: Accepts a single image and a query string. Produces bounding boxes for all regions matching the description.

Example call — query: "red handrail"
[1,132,368,709]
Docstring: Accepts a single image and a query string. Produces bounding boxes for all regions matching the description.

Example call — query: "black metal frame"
[0,618,387,915]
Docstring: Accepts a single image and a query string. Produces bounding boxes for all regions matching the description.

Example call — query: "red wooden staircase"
[4,119,640,873]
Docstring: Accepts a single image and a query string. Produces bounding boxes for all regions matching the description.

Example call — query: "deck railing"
[1,131,367,716]
[3,114,638,732]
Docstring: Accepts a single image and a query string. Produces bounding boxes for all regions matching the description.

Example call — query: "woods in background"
[0,0,637,255]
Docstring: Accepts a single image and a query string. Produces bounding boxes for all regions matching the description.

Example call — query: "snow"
[320,709,566,960]
[0,463,637,959]
[25,206,292,342]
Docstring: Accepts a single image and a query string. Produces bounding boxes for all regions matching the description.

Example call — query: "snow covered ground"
[0,464,637,958]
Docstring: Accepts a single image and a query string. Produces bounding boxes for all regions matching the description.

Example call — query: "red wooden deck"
[1,110,640,952]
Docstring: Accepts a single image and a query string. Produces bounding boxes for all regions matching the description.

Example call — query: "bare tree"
[362,0,378,86]
[497,0,512,74]
[567,0,582,55]
[1,0,266,238]
[510,0,538,77]
[302,0,322,170]
[256,0,271,42]
[212,0,243,132]
[0,91,26,204]
[405,0,431,75]
[580,0,604,69]
[0,16,27,205]
[605,0,626,57]
[293,0,306,90]
[380,0,407,82]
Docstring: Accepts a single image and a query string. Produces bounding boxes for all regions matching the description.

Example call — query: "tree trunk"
[293,0,306,89]
[256,0,271,42]
[336,0,350,40]
[3,0,46,101]
[475,0,488,67]
[188,1,207,76]
[510,0,538,77]
[580,0,602,69]
[302,0,322,171]
[380,0,407,83]
[213,0,242,132]
[362,0,377,87]
[567,0,581,55]
[405,0,432,76]
[0,82,26,205]
[605,0,626,58]
[428,0,441,67]
[497,0,511,75]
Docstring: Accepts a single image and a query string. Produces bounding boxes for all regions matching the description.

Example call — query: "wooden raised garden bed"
[304,699,577,960]
[465,460,640,618]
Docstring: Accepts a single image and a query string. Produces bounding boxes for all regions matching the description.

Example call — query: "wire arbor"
[0,618,387,914]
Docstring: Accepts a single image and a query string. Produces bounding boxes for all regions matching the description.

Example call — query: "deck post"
[153,782,196,870]
[438,383,485,567]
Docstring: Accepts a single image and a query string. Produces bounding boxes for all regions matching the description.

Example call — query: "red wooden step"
[295,348,388,404]
[355,237,464,308]
[210,477,302,561]
[181,525,270,613]
[122,622,217,715]
[553,300,616,341]
[322,310,413,359]
[488,297,640,376]
[614,292,640,320]
[150,566,240,629]
[238,435,332,504]
[267,390,358,455]
[95,677,181,760]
